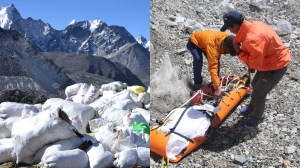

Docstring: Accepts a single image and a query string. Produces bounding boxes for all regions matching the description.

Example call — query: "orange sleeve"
[238,36,266,69]
[206,45,220,90]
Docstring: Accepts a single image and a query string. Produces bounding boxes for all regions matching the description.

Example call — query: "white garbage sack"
[101,81,127,92]
[88,99,109,114]
[42,98,95,133]
[0,102,40,118]
[83,84,102,104]
[32,136,83,164]
[21,104,42,119]
[72,83,90,104]
[0,138,15,164]
[95,123,118,150]
[41,149,89,168]
[111,99,139,111]
[88,118,108,133]
[65,83,85,98]
[136,147,150,167]
[100,107,129,125]
[11,108,76,164]
[0,116,20,138]
[132,108,150,124]
[86,143,114,168]
[113,147,150,168]
[107,90,142,108]
[100,90,117,100]
[112,126,150,152]
[113,148,138,168]
[123,110,148,127]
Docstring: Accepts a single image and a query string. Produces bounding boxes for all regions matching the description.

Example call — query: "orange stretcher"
[150,74,250,162]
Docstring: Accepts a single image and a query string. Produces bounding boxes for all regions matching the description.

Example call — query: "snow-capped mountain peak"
[136,35,150,51]
[0,4,21,29]
[69,19,76,26]
[89,19,102,32]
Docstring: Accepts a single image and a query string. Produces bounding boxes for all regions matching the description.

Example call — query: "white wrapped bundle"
[41,149,89,168]
[21,104,42,119]
[65,83,85,98]
[136,147,150,167]
[0,102,40,118]
[111,99,139,111]
[11,108,76,164]
[0,138,15,163]
[0,116,20,138]
[88,118,108,133]
[113,148,138,168]
[89,100,109,118]
[123,110,149,127]
[32,136,83,164]
[95,123,118,150]
[112,126,150,152]
[86,143,114,168]
[42,98,95,133]
[83,84,102,104]
[132,108,150,124]
[100,107,128,125]
[100,81,127,92]
[113,147,150,168]
[72,83,89,104]
[109,90,142,108]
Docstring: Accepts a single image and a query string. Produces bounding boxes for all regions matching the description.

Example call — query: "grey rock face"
[150,0,300,167]
[0,27,143,96]
[0,5,150,85]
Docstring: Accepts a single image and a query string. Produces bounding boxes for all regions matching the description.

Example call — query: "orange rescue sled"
[150,74,250,162]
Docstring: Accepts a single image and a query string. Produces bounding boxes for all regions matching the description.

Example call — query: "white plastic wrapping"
[86,143,114,168]
[32,136,83,164]
[41,149,89,168]
[0,138,15,163]
[0,116,20,138]
[42,98,95,133]
[65,83,85,98]
[0,102,40,118]
[11,108,76,164]
[113,148,138,168]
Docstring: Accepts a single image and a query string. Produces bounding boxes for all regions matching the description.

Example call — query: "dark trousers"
[186,40,203,85]
[249,66,288,119]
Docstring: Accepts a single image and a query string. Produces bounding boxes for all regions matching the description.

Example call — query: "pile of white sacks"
[0,81,150,168]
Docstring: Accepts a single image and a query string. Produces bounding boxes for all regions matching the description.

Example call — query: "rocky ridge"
[150,0,300,167]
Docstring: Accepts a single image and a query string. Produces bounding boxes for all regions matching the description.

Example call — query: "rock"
[275,20,293,36]
[176,48,188,55]
[284,145,297,154]
[250,0,267,9]
[234,155,248,165]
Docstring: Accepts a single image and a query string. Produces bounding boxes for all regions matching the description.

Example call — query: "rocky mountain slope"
[0,27,143,96]
[150,0,300,167]
[0,4,149,85]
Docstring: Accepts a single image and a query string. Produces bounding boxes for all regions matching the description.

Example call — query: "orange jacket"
[233,20,290,71]
[190,30,228,89]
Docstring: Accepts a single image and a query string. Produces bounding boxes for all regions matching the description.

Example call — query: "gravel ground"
[150,0,300,167]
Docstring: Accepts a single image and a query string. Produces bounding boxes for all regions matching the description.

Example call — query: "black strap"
[171,131,195,143]
[73,129,84,138]
[165,106,195,143]
[201,110,215,121]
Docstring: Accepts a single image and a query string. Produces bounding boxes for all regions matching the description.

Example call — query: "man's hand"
[214,86,222,99]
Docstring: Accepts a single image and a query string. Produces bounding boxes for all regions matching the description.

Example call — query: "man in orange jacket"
[187,30,237,97]
[221,11,291,127]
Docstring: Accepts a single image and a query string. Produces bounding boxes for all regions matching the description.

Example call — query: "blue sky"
[0,0,150,39]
